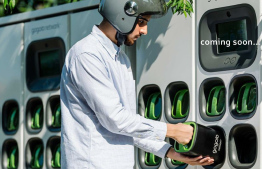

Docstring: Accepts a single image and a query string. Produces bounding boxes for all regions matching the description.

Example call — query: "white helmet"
[98,0,167,45]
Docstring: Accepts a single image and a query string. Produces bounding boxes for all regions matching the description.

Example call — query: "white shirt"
[60,25,171,169]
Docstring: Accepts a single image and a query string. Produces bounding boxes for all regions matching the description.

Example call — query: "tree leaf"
[183,10,187,17]
[3,0,8,10]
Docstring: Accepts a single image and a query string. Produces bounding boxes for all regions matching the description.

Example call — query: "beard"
[124,37,135,46]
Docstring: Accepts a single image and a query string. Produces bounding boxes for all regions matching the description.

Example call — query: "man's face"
[124,15,151,46]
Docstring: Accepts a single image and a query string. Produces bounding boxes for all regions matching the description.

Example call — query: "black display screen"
[38,50,60,77]
[216,19,248,53]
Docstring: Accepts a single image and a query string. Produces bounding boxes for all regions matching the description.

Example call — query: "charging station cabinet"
[135,5,195,169]
[23,15,68,169]
[195,0,261,169]
[135,0,261,169]
[0,0,260,168]
[0,23,24,169]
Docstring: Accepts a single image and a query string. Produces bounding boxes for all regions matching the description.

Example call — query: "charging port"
[164,82,190,124]
[229,124,257,168]
[199,78,226,121]
[229,74,257,120]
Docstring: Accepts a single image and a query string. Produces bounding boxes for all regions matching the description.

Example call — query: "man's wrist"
[166,123,176,139]
[165,146,173,158]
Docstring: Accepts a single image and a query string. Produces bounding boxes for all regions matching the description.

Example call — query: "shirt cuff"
[155,142,173,158]
[134,138,172,158]
[141,117,167,141]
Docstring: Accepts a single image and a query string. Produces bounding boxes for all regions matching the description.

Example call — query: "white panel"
[23,15,68,169]
[70,9,103,47]
[135,8,196,169]
[196,0,261,169]
[0,23,24,169]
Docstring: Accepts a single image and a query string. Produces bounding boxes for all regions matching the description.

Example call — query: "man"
[60,0,214,168]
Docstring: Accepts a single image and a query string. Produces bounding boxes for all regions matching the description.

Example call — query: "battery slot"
[164,82,190,123]
[229,74,257,120]
[2,100,19,135]
[47,96,61,132]
[26,138,44,169]
[144,152,161,166]
[2,139,19,169]
[138,85,162,120]
[236,83,256,114]
[229,124,257,168]
[206,86,225,116]
[145,92,162,120]
[172,89,189,119]
[46,136,61,169]
[26,98,44,134]
[199,78,226,122]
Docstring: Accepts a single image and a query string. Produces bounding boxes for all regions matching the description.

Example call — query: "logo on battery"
[213,134,220,154]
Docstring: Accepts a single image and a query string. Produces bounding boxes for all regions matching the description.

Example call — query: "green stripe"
[145,92,161,120]
[236,83,256,114]
[31,105,42,129]
[7,146,18,169]
[171,89,189,118]
[7,108,18,131]
[52,104,61,128]
[52,144,61,168]
[31,145,43,168]
[206,86,225,116]
[145,152,161,166]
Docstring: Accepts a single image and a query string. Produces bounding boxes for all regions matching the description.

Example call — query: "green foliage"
[3,0,16,14]
[166,0,194,18]
[1,0,82,15]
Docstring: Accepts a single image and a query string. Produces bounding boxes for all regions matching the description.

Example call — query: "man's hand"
[166,123,193,145]
[167,148,214,166]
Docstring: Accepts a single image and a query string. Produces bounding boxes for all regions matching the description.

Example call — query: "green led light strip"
[171,159,184,165]
[7,107,18,131]
[171,89,189,119]
[31,105,42,129]
[7,146,18,169]
[51,144,61,168]
[31,145,43,169]
[145,152,161,166]
[206,86,225,116]
[236,83,256,114]
[52,104,61,128]
[145,92,162,120]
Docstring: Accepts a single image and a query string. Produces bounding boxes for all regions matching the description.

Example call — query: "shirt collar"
[91,25,121,60]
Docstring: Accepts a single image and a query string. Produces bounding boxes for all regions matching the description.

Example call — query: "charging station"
[23,14,68,169]
[135,0,261,169]
[196,0,260,169]
[134,4,196,168]
[0,23,23,169]
[0,0,261,168]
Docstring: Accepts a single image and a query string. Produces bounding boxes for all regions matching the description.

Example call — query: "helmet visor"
[124,0,167,18]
